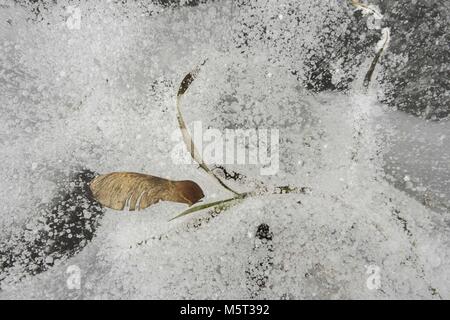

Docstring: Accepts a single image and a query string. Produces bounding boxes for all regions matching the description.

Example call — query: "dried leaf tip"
[172,180,205,206]
[177,59,208,97]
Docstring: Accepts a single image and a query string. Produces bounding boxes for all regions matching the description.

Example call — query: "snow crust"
[0,0,448,299]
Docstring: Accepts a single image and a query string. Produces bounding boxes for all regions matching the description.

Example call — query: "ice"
[0,0,449,299]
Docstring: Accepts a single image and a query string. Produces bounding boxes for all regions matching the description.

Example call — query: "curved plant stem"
[350,0,390,88]
[173,62,312,221]
[169,193,248,221]
[176,60,241,196]
[170,185,310,221]
[363,28,390,88]
[350,0,382,19]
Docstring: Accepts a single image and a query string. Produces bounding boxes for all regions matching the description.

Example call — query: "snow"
[0,0,449,299]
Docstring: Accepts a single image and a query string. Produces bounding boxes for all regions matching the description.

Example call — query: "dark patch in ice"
[303,9,381,92]
[212,165,245,181]
[245,223,274,298]
[0,169,104,289]
[375,0,449,120]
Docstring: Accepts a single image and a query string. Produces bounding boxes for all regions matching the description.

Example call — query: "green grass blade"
[169,196,242,221]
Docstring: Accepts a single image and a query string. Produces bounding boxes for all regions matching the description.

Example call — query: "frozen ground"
[0,0,449,299]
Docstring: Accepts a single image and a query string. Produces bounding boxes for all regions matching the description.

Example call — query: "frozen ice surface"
[0,0,449,299]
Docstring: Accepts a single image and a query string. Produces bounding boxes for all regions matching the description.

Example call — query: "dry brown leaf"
[89,172,204,211]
